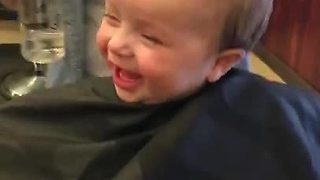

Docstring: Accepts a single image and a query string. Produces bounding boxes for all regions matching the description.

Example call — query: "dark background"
[262,0,320,92]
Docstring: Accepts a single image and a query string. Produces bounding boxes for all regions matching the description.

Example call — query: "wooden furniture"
[0,20,21,44]
[257,0,320,92]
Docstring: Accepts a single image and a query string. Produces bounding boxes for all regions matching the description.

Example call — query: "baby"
[96,0,270,104]
[0,0,319,179]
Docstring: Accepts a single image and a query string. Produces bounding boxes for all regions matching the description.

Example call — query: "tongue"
[119,69,142,81]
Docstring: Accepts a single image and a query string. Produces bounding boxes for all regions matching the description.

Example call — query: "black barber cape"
[0,69,319,180]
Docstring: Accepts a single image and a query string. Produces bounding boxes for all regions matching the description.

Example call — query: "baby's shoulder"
[219,70,320,125]
[222,70,318,108]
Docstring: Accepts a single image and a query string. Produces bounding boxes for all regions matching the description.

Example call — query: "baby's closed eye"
[141,34,163,45]
[104,13,120,26]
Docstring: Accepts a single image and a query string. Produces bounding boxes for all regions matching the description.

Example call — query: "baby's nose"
[108,31,134,58]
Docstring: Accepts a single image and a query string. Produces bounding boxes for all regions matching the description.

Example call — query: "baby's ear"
[207,49,246,82]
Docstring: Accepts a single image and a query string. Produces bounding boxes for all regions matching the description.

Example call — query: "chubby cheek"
[96,25,110,59]
[137,53,181,91]
[139,49,190,81]
[137,53,171,80]
[96,24,116,69]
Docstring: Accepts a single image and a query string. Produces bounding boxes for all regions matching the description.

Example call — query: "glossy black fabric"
[0,69,319,180]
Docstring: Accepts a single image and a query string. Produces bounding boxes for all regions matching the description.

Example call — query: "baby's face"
[97,0,223,104]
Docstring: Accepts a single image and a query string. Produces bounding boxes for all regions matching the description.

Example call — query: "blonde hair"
[219,0,274,51]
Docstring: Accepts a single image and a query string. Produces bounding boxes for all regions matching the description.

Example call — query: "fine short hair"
[219,0,274,51]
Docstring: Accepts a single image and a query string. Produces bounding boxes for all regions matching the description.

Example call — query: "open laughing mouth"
[113,64,143,91]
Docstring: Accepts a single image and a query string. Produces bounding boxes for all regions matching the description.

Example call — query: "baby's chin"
[114,85,149,104]
[114,85,168,105]
[115,86,199,105]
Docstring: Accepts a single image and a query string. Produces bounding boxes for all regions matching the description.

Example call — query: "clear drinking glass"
[0,0,65,99]
[19,0,65,65]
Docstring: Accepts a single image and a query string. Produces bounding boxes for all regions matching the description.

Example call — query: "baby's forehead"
[153,0,228,23]
[110,0,230,18]
[159,0,230,16]
[107,0,233,36]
